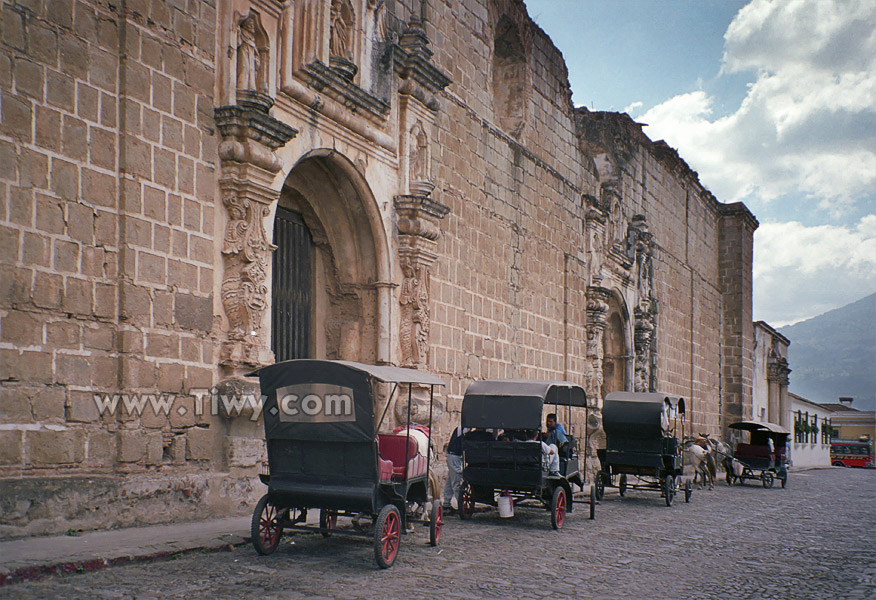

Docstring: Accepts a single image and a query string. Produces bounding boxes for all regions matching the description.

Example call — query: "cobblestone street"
[2,468,874,600]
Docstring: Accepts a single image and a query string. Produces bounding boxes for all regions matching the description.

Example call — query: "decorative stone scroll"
[214,94,298,369]
[394,195,449,367]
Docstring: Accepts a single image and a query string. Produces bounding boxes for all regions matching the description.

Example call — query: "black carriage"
[595,392,692,506]
[456,380,594,529]
[727,421,790,488]
[250,360,445,568]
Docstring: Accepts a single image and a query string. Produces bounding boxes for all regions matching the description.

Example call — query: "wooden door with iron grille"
[272,207,313,361]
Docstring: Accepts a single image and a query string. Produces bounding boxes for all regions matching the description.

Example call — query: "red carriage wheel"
[551,486,566,530]
[320,509,338,538]
[251,494,283,555]
[374,505,401,568]
[429,503,442,546]
[458,482,475,519]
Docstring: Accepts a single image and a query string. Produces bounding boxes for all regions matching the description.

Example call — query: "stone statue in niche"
[410,123,428,184]
[329,0,357,80]
[330,0,354,59]
[237,15,260,92]
[399,262,430,366]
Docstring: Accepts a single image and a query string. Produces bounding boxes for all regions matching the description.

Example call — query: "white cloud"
[753,216,876,326]
[637,0,876,207]
[623,100,643,114]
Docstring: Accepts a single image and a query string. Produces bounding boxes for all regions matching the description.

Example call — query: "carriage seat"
[377,434,427,481]
[734,443,773,462]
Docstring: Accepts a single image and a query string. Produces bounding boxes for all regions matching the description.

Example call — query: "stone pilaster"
[214,93,297,370]
[631,214,657,392]
[394,194,449,368]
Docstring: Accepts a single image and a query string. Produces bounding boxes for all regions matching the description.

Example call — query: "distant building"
[789,393,834,467]
[825,398,876,445]
[753,321,791,428]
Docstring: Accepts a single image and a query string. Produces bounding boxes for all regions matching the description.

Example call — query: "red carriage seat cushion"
[735,443,773,462]
[377,434,427,480]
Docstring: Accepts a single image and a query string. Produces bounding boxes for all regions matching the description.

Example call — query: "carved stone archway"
[273,151,392,365]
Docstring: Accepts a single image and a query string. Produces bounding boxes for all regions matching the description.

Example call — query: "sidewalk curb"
[0,531,250,587]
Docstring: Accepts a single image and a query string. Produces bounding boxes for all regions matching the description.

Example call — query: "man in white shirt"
[526,429,559,475]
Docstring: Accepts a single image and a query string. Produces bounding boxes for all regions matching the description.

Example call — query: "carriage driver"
[544,414,568,453]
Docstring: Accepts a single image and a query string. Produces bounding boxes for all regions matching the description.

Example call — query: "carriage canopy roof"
[461,379,587,430]
[253,359,444,443]
[729,420,791,435]
[602,392,686,439]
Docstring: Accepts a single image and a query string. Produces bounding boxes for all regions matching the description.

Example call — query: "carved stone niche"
[394,195,449,368]
[214,92,298,370]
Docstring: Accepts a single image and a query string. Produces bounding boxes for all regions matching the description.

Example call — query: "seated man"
[525,429,559,475]
[544,413,569,455]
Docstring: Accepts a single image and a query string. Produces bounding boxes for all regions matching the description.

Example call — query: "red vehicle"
[830,440,874,468]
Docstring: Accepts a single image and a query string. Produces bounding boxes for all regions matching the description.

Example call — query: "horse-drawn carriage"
[250,359,444,568]
[595,392,693,506]
[727,421,790,488]
[457,380,595,528]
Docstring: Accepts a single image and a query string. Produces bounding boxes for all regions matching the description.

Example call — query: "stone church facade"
[0,0,757,536]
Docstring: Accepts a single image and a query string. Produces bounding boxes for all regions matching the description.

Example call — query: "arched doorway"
[270,152,389,363]
[601,294,629,398]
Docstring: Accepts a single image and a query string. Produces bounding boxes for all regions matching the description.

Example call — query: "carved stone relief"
[399,262,430,366]
[584,286,611,400]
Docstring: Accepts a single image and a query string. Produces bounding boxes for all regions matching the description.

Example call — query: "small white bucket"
[498,493,514,518]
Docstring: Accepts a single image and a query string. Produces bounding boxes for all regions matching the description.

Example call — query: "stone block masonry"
[0,0,239,538]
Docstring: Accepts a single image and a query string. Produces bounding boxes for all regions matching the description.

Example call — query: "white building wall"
[789,396,834,468]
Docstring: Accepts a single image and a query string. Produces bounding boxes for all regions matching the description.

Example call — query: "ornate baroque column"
[584,286,611,401]
[394,195,449,367]
[214,93,297,370]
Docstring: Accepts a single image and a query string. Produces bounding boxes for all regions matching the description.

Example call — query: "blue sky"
[526,0,876,327]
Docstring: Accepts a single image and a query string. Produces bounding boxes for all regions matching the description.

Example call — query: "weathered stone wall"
[0,0,758,537]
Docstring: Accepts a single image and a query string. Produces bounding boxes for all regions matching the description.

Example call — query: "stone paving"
[1,468,873,600]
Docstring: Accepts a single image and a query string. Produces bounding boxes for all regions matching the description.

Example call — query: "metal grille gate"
[271,207,313,361]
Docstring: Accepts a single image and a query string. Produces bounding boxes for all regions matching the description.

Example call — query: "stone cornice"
[214,93,298,151]
[302,60,391,124]
[389,18,452,95]
[214,92,298,173]
[718,201,760,232]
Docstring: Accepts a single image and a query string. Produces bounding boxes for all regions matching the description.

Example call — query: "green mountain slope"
[778,293,876,411]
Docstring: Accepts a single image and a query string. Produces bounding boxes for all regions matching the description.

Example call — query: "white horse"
[684,436,716,490]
